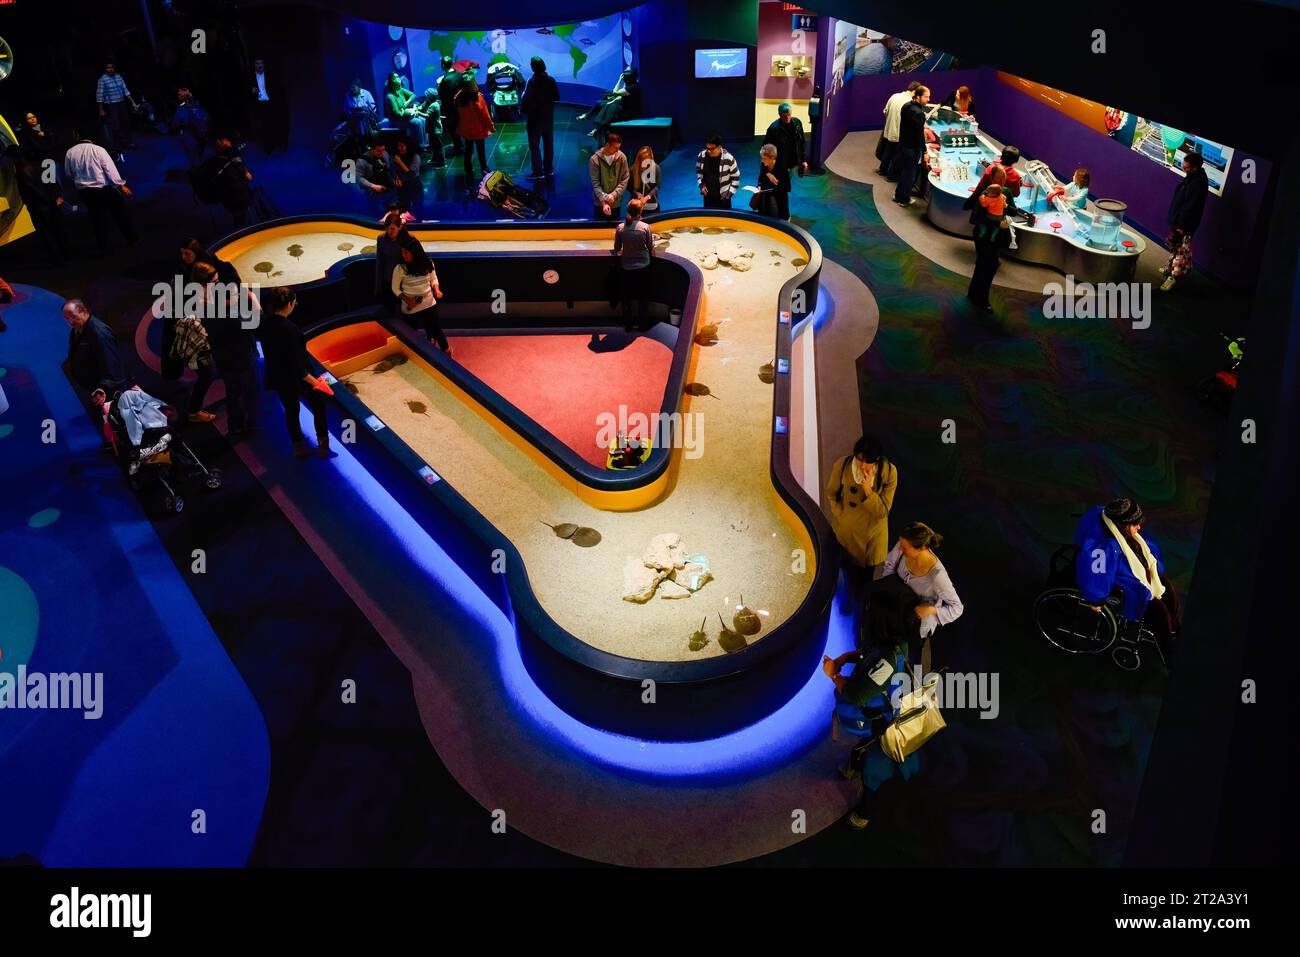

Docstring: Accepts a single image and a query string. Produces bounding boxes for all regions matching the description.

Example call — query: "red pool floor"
[445,333,674,468]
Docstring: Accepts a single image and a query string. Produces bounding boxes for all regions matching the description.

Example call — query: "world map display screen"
[407,17,630,93]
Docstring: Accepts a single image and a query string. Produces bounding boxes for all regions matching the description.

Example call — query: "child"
[979,184,1018,250]
[979,183,1006,218]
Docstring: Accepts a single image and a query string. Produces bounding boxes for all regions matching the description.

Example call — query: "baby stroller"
[94,386,222,514]
[477,170,549,219]
[486,62,526,121]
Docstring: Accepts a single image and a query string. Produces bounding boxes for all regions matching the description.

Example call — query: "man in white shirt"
[878,80,920,179]
[64,135,137,251]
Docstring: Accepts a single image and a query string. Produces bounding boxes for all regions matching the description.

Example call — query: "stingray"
[371,354,409,374]
[791,257,808,267]
[405,400,430,416]
[684,382,719,400]
[342,380,360,395]
[694,323,719,346]
[702,226,724,235]
[758,362,775,384]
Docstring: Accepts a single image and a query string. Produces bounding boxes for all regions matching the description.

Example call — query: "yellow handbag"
[880,675,945,762]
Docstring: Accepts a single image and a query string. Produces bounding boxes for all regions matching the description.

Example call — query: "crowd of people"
[875,78,1210,308]
[819,431,1180,829]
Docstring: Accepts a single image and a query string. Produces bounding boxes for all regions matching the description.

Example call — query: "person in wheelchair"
[1074,497,1181,659]
[334,79,378,142]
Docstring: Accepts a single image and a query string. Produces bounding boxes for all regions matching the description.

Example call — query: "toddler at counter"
[979,183,1007,217]
[979,184,1019,249]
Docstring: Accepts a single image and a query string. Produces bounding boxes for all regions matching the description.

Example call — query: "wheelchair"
[1034,544,1166,672]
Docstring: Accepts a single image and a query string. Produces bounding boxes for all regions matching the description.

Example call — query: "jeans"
[619,266,651,328]
[188,362,216,414]
[462,138,487,180]
[702,192,732,209]
[412,306,450,352]
[527,116,554,175]
[892,146,922,203]
[219,359,259,432]
[78,187,137,248]
[276,383,328,443]
[100,102,132,151]
[968,238,1001,307]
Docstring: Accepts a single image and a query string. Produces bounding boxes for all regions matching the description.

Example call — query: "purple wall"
[812,31,1275,288]
[814,20,981,167]
[976,76,1274,287]
[758,2,817,102]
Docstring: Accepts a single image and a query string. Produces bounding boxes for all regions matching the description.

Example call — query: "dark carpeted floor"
[0,106,1250,866]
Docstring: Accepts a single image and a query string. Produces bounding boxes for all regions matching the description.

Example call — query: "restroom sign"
[791,14,818,32]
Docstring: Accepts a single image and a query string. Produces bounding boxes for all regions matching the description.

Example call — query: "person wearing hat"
[762,103,808,220]
[1073,498,1180,656]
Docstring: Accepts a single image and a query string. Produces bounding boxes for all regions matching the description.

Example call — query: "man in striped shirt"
[96,60,139,154]
[696,135,739,209]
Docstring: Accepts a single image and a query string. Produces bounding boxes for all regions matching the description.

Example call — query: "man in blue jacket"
[1073,498,1180,657]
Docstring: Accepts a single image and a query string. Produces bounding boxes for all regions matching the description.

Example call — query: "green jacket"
[589,150,630,206]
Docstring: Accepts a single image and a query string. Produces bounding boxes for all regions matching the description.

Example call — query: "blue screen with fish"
[695,48,747,78]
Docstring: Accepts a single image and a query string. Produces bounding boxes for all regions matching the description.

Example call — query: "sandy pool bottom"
[335,226,816,662]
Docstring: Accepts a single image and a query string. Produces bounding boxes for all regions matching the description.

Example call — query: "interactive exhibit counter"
[213,214,833,741]
[924,109,1147,283]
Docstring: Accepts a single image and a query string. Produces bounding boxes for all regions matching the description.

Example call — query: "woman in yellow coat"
[825,435,898,642]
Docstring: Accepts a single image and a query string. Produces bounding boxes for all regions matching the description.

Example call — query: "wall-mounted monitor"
[695,48,747,78]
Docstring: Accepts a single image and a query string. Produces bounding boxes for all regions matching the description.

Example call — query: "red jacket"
[456,93,495,141]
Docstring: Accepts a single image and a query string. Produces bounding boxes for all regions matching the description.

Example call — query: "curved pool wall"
[214,212,836,741]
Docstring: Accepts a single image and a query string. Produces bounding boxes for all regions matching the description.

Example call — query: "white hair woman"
[754,142,790,220]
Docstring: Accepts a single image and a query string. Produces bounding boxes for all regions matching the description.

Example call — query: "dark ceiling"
[180,1,1300,157]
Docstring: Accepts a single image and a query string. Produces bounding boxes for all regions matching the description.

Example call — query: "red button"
[1050,222,1062,229]
[1122,240,1135,248]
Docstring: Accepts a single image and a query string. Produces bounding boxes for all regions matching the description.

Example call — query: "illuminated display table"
[924,114,1147,283]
